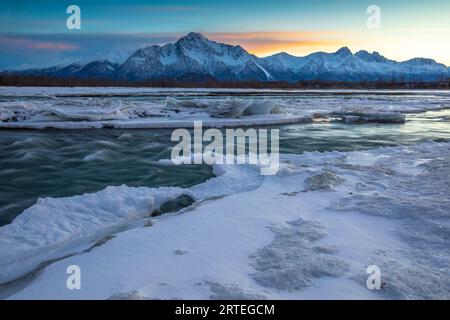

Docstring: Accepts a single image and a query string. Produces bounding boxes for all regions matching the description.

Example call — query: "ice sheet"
[1,88,449,129]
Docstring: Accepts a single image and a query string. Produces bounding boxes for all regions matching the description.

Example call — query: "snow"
[0,186,192,284]
[2,141,450,299]
[1,88,449,129]
[252,59,274,81]
[0,115,314,130]
[263,46,449,82]
[0,162,263,285]
[178,33,251,68]
[160,48,178,66]
[263,52,308,71]
[1,86,450,97]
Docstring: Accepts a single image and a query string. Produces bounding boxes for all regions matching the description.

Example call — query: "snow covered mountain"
[264,47,450,82]
[116,32,273,81]
[5,32,450,83]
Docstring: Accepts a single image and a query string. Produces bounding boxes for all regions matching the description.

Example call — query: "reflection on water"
[1,109,450,226]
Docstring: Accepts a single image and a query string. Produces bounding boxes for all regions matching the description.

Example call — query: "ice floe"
[1,88,449,129]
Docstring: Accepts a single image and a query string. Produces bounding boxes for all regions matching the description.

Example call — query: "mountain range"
[4,32,450,83]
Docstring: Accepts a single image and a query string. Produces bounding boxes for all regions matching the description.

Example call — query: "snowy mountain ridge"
[5,32,450,83]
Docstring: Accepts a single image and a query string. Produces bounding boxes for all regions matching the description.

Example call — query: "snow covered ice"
[1,140,450,299]
[0,87,450,300]
[1,87,450,129]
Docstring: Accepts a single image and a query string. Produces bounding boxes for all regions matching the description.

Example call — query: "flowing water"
[1,106,450,226]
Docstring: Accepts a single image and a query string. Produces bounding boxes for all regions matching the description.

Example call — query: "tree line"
[1,74,449,89]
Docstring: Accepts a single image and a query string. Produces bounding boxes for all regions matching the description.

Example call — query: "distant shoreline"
[1,74,449,90]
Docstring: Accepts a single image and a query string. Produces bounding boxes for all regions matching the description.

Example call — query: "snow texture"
[1,141,449,299]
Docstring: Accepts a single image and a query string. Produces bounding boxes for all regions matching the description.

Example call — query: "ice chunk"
[0,185,192,284]
[0,162,264,284]
[165,96,211,110]
[332,110,406,124]
[209,99,282,118]
[45,105,131,121]
[304,170,345,191]
[243,99,282,115]
[208,98,253,118]
[0,108,15,122]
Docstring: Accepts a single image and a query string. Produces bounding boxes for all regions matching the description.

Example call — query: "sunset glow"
[0,0,449,68]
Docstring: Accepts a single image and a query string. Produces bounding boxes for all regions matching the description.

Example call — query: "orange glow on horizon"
[204,30,450,65]
[207,31,348,57]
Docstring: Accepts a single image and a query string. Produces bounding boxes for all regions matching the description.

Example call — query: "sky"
[0,0,449,69]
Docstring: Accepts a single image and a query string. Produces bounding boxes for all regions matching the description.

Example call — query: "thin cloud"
[0,36,79,51]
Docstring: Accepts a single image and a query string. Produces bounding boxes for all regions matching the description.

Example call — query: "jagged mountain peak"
[403,57,441,66]
[177,32,210,47]
[355,50,389,63]
[268,52,293,58]
[181,32,208,41]
[335,47,353,57]
[176,32,248,56]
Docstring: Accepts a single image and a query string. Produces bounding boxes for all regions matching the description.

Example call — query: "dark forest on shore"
[1,74,449,89]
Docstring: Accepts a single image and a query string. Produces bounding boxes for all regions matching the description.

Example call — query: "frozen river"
[0,87,449,299]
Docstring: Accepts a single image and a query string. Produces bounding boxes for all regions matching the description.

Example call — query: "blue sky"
[1,0,449,69]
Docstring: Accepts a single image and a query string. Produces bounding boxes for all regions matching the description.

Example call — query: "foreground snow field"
[2,141,449,299]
